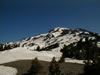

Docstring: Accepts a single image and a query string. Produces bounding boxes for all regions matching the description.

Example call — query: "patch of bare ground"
[0,60,84,75]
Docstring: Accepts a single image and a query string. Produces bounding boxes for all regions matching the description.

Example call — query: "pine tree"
[0,44,3,51]
[59,56,65,63]
[37,46,41,51]
[55,62,61,75]
[49,57,62,75]
[49,57,57,75]
[60,45,68,58]
[59,51,65,63]
[27,57,42,75]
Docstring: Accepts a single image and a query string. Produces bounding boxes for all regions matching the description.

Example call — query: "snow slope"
[0,47,84,65]
[18,27,99,51]
[20,27,80,49]
[0,47,62,64]
[0,66,17,75]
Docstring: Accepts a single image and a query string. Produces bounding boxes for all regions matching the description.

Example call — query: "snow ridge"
[1,27,100,51]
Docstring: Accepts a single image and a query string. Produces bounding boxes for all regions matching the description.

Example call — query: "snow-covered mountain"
[0,27,100,51]
[0,27,100,75]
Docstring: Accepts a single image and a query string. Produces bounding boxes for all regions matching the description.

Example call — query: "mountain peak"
[54,27,70,30]
[49,27,70,33]
[75,28,89,32]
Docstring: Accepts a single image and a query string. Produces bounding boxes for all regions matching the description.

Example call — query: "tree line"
[61,37,100,75]
[0,43,20,51]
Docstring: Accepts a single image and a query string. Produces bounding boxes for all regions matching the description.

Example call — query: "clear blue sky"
[0,0,100,43]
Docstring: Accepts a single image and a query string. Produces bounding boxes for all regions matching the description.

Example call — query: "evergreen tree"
[59,56,65,63]
[37,46,41,51]
[49,57,63,75]
[0,44,3,51]
[59,51,65,63]
[49,57,57,75]
[26,57,42,75]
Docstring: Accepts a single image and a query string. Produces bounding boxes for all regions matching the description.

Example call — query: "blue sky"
[0,0,100,43]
